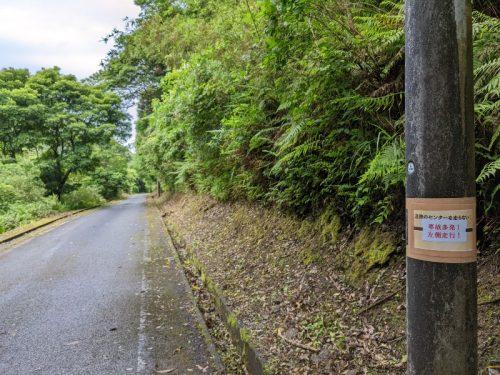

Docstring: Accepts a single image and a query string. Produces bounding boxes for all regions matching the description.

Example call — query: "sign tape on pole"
[406,197,477,263]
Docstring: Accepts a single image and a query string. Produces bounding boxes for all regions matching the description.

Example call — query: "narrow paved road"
[0,195,218,375]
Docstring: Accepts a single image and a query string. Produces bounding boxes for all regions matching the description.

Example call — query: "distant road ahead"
[0,195,217,375]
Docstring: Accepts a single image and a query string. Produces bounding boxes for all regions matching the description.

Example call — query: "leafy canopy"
[98,0,498,242]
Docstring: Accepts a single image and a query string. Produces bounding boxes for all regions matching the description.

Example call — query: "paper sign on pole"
[406,198,476,263]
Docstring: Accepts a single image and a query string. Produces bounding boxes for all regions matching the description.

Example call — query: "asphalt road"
[0,195,218,375]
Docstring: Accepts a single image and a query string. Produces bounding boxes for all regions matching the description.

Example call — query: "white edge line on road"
[136,223,149,373]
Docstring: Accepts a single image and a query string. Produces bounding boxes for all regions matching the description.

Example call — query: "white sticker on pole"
[421,218,467,243]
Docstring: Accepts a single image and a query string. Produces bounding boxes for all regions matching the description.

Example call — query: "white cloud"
[0,0,140,78]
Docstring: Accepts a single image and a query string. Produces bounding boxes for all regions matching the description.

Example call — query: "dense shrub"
[0,197,60,233]
[0,150,137,233]
[0,159,60,233]
[62,186,106,210]
[87,143,133,200]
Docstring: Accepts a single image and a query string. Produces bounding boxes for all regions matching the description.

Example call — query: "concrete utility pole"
[405,0,477,374]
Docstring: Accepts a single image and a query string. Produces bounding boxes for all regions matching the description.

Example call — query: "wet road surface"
[0,195,218,375]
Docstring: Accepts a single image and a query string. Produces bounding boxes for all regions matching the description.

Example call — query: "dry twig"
[278,331,320,353]
[358,286,405,315]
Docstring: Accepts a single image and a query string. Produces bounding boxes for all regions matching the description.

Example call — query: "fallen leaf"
[196,365,209,373]
[156,369,176,374]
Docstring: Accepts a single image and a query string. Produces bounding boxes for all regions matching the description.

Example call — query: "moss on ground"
[355,228,395,267]
[335,227,397,282]
[318,208,341,244]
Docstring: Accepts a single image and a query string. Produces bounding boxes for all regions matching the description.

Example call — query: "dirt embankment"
[158,193,499,374]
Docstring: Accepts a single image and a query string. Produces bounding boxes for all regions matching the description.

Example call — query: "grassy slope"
[159,193,498,374]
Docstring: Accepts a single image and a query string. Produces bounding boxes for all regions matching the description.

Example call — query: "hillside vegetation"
[98,0,498,249]
[0,67,142,233]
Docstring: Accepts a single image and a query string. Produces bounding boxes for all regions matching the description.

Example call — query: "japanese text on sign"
[406,197,477,263]
[421,218,467,243]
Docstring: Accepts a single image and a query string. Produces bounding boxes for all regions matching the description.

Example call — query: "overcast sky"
[0,0,140,79]
[0,0,141,144]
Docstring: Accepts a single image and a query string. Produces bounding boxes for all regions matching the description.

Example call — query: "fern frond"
[271,140,321,174]
[476,158,500,183]
[489,124,500,151]
[474,57,500,87]
[276,119,316,150]
[333,93,403,113]
[358,138,405,189]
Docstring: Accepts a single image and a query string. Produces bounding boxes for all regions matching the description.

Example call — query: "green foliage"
[28,67,130,198]
[98,0,498,241]
[0,67,132,199]
[0,65,142,232]
[0,159,46,206]
[355,138,405,224]
[473,10,500,220]
[0,68,43,158]
[477,158,500,184]
[0,158,60,233]
[0,198,59,234]
[88,142,132,199]
[62,185,106,210]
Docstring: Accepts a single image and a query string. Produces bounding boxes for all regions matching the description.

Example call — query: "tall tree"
[26,68,130,198]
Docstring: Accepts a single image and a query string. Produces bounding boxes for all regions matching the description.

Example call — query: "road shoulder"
[143,198,224,374]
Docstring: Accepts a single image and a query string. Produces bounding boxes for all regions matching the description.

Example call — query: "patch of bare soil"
[159,193,499,374]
